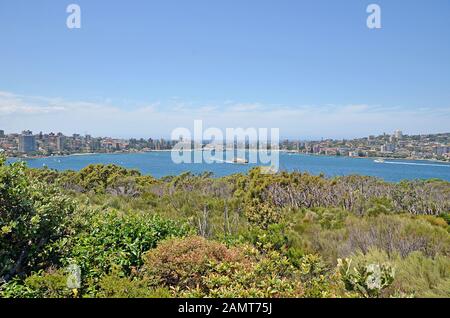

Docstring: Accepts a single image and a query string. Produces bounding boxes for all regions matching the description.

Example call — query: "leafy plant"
[337,258,395,298]
[58,210,192,295]
[0,158,75,281]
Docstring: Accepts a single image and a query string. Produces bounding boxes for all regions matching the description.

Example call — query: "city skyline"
[2,128,449,163]
[1,125,449,142]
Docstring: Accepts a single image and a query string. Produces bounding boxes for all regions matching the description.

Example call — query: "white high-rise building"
[394,130,403,139]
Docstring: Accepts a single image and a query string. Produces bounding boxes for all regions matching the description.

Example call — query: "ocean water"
[7,151,450,182]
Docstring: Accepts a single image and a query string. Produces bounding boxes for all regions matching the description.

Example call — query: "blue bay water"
[7,151,450,182]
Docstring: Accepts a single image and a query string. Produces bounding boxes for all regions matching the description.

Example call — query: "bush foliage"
[1,158,449,298]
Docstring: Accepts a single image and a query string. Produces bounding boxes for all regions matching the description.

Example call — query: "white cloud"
[227,103,263,112]
[0,92,67,115]
[0,90,448,139]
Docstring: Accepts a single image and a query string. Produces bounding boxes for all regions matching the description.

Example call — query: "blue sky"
[0,0,449,139]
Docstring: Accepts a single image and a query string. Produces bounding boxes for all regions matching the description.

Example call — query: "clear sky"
[0,0,449,139]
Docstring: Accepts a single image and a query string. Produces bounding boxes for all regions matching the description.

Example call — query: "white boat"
[232,158,249,164]
[374,159,385,163]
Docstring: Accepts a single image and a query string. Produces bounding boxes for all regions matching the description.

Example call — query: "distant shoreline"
[6,149,174,161]
[287,152,450,164]
[6,149,450,164]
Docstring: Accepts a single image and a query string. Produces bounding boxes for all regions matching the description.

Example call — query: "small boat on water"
[232,158,249,164]
[374,159,385,163]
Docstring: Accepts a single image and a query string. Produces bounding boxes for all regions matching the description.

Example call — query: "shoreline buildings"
[18,130,36,154]
[0,129,449,161]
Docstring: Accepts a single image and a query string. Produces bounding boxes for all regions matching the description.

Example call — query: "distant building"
[433,146,449,156]
[389,135,395,143]
[56,136,66,151]
[325,148,338,156]
[90,139,102,151]
[0,130,4,138]
[394,130,403,139]
[18,131,36,153]
[338,147,350,156]
[381,144,395,153]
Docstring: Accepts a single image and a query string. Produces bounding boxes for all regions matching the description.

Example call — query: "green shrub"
[59,210,192,295]
[365,197,395,216]
[199,249,304,298]
[337,257,395,298]
[244,202,283,229]
[97,270,171,298]
[440,213,450,225]
[309,214,450,262]
[0,269,73,298]
[243,223,290,252]
[142,236,338,298]
[307,207,348,229]
[0,278,36,298]
[417,215,449,229]
[349,248,450,298]
[0,158,75,281]
[74,164,143,194]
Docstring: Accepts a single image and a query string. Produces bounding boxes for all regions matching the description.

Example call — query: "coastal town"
[0,129,449,162]
[280,130,450,162]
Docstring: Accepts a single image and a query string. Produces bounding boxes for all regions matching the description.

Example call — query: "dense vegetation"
[1,156,449,298]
